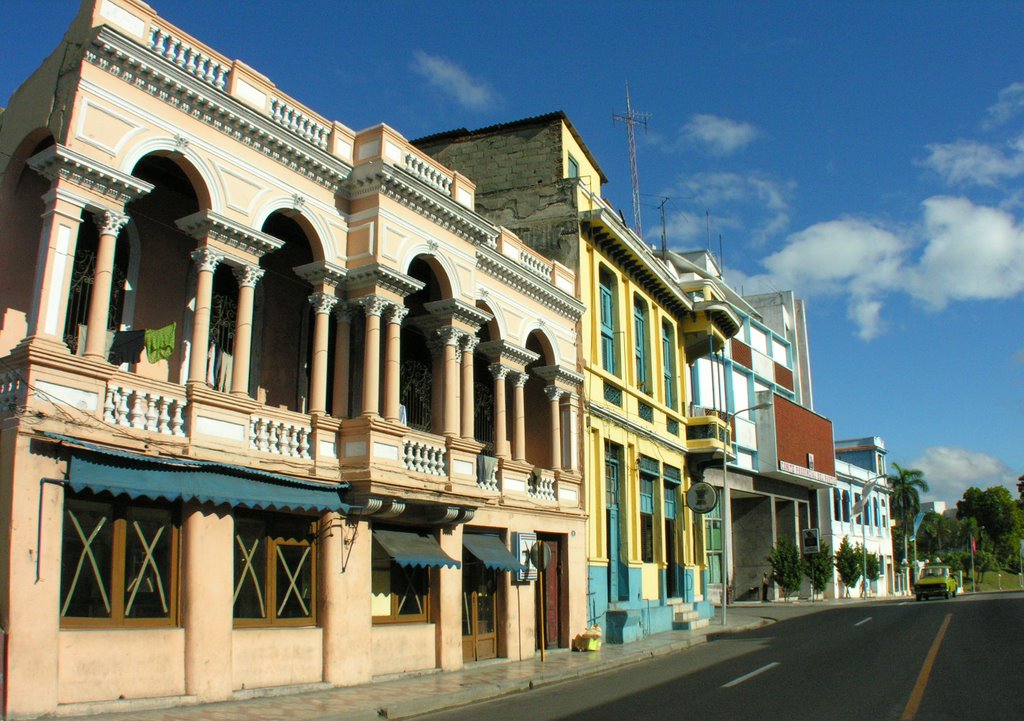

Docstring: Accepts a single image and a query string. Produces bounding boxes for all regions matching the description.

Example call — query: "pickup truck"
[914,564,958,601]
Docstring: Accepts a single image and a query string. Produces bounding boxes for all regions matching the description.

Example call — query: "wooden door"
[537,535,563,649]
[462,559,498,662]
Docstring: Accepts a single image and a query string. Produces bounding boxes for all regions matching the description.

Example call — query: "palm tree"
[888,463,929,565]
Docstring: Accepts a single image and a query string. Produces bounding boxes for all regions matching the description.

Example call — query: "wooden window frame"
[371,540,431,625]
[60,493,180,630]
[599,267,618,376]
[233,511,318,628]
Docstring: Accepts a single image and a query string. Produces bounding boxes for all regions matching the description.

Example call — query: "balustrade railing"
[404,153,453,196]
[518,249,552,280]
[104,383,187,436]
[402,436,447,477]
[0,371,23,415]
[528,468,556,500]
[249,415,312,459]
[148,26,230,90]
[269,98,331,150]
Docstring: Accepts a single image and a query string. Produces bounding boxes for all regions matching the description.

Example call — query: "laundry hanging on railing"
[144,322,176,363]
[108,330,146,364]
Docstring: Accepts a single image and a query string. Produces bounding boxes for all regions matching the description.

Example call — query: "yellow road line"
[901,613,952,721]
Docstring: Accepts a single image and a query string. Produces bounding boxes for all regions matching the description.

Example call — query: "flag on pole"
[972,536,977,554]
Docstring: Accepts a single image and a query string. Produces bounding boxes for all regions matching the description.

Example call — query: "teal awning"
[373,529,460,569]
[463,534,525,573]
[49,433,352,514]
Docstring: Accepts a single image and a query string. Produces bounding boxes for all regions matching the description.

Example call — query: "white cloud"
[411,51,497,111]
[680,114,760,155]
[922,137,1024,187]
[909,446,1016,504]
[666,172,792,246]
[908,196,1024,309]
[984,82,1024,129]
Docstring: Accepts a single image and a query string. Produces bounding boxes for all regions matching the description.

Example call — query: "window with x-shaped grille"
[60,496,179,628]
[371,538,430,623]
[233,512,317,627]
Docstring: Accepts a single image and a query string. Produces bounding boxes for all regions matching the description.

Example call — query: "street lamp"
[852,474,886,598]
[719,401,772,626]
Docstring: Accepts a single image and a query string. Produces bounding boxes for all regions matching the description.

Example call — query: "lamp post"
[852,475,886,598]
[720,401,772,626]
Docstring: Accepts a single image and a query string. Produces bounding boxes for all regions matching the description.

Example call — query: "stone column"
[434,525,464,671]
[188,247,223,384]
[489,364,510,459]
[460,336,478,440]
[26,188,86,341]
[383,304,409,422]
[331,305,352,418]
[359,296,386,416]
[82,209,130,359]
[438,327,462,437]
[511,372,528,461]
[229,264,264,396]
[545,386,563,469]
[307,291,339,413]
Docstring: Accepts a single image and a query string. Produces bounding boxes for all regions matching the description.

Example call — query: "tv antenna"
[613,82,649,240]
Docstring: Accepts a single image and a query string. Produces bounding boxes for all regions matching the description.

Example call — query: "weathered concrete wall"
[732,495,772,601]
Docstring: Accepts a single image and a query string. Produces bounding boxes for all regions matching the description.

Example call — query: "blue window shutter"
[600,276,617,375]
[634,298,647,389]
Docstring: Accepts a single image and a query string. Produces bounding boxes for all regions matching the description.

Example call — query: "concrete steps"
[671,602,711,631]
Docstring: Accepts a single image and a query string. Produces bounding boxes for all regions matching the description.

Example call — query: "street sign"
[801,528,820,554]
[529,541,552,571]
[685,481,719,514]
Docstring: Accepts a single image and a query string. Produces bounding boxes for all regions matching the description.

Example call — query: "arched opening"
[0,133,54,355]
[122,154,203,382]
[397,256,451,431]
[523,331,555,469]
[256,212,316,412]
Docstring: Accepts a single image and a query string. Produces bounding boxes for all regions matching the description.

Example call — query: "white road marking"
[855,616,873,627]
[722,662,781,688]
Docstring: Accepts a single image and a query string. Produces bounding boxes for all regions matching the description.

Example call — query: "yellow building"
[417,113,741,642]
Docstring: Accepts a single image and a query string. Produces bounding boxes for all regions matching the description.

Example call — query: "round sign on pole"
[529,541,552,571]
[686,481,719,514]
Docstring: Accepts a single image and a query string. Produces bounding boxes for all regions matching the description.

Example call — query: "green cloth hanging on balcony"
[145,322,176,363]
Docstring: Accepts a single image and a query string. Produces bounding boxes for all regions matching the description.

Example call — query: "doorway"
[535,534,564,650]
[462,554,498,662]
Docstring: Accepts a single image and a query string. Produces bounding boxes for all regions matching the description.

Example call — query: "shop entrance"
[462,551,499,662]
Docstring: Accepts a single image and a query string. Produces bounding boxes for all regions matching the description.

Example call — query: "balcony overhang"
[682,301,742,358]
[761,461,837,490]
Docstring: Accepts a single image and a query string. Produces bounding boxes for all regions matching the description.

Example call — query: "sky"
[3,1,1023,505]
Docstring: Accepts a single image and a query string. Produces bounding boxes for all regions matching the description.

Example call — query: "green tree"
[803,543,834,600]
[888,464,929,564]
[956,486,1024,565]
[767,537,803,600]
[834,536,863,597]
[865,553,881,593]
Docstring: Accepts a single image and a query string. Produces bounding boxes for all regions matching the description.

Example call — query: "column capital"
[511,371,529,389]
[309,291,340,315]
[357,295,388,317]
[461,335,480,355]
[233,264,265,288]
[94,208,131,237]
[386,304,410,325]
[191,247,224,273]
[544,385,564,402]
[488,363,510,381]
[333,302,354,323]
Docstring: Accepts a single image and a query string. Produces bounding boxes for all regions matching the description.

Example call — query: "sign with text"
[801,528,820,554]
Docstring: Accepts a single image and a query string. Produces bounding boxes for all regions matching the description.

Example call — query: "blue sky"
[4,1,1023,504]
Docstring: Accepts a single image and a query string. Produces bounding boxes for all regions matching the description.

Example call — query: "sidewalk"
[44,601,845,721]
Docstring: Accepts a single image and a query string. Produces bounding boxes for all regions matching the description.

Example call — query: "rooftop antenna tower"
[613,82,649,240]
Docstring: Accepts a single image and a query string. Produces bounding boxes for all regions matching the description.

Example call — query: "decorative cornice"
[85,27,352,192]
[343,263,425,297]
[293,260,347,288]
[176,210,283,258]
[28,144,154,206]
[532,364,584,389]
[477,340,540,369]
[346,161,497,247]
[476,244,585,322]
[423,298,493,330]
[586,399,688,456]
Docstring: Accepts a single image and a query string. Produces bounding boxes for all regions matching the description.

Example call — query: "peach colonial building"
[0,1,587,716]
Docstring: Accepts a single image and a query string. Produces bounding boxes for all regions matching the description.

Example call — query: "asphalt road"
[411,592,1024,721]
